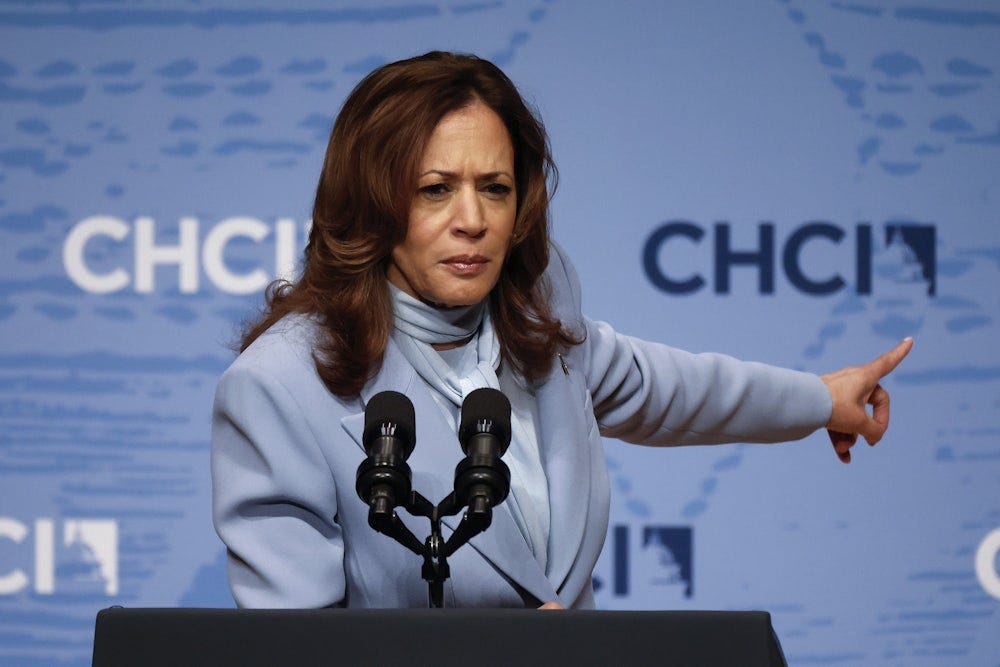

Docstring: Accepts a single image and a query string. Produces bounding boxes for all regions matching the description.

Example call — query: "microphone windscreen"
[459,388,511,454]
[363,391,416,457]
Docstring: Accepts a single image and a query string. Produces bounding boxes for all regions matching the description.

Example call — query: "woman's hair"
[240,51,581,397]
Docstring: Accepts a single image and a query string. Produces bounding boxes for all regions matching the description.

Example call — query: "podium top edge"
[96,607,772,619]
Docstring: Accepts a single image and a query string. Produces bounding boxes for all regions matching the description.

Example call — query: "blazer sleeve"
[211,360,346,608]
[547,242,833,446]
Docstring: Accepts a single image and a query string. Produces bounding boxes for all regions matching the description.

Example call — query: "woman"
[211,51,911,609]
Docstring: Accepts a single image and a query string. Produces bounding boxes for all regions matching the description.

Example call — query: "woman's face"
[387,102,516,308]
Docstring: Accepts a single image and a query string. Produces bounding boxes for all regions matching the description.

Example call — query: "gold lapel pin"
[557,353,569,376]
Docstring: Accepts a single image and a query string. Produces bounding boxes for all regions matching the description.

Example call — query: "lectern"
[92,607,788,666]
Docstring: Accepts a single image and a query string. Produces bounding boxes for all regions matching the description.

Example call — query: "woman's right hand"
[538,602,564,610]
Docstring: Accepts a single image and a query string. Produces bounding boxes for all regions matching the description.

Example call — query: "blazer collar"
[341,339,561,606]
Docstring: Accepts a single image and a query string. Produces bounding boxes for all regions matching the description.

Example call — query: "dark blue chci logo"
[593,525,693,598]
[642,221,936,296]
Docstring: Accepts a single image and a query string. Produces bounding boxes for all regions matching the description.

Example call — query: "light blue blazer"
[211,244,832,609]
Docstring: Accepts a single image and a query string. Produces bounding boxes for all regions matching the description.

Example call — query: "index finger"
[870,337,914,379]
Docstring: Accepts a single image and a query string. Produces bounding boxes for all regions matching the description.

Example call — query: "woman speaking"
[211,51,911,609]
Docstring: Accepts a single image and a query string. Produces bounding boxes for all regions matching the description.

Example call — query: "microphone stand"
[365,488,495,608]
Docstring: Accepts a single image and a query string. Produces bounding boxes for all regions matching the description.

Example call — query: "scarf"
[389,283,550,572]
[390,284,501,405]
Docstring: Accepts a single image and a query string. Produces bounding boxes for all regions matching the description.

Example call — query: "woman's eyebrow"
[477,171,514,180]
[418,169,513,179]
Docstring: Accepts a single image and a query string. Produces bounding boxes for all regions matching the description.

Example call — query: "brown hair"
[240,51,581,397]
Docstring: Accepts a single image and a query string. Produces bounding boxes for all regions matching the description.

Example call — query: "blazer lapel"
[533,363,592,595]
[340,339,558,606]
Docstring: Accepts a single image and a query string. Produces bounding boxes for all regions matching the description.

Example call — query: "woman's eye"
[420,183,449,198]
[483,183,512,197]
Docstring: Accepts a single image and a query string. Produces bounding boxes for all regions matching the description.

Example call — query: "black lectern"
[92,608,787,666]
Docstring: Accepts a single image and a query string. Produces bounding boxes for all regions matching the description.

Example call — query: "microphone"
[454,388,512,515]
[355,391,416,518]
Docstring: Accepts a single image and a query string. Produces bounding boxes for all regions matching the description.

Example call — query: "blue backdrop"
[1,1,998,664]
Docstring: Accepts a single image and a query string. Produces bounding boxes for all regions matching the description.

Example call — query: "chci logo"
[642,221,936,296]
[0,518,118,596]
[594,524,693,599]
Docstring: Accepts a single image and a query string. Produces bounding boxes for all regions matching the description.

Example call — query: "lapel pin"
[558,353,569,376]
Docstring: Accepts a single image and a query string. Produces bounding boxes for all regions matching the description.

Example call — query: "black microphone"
[454,388,512,515]
[355,391,416,518]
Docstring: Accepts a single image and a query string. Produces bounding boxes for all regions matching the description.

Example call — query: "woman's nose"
[452,187,487,237]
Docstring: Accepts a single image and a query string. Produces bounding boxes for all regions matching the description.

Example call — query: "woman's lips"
[441,255,489,275]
